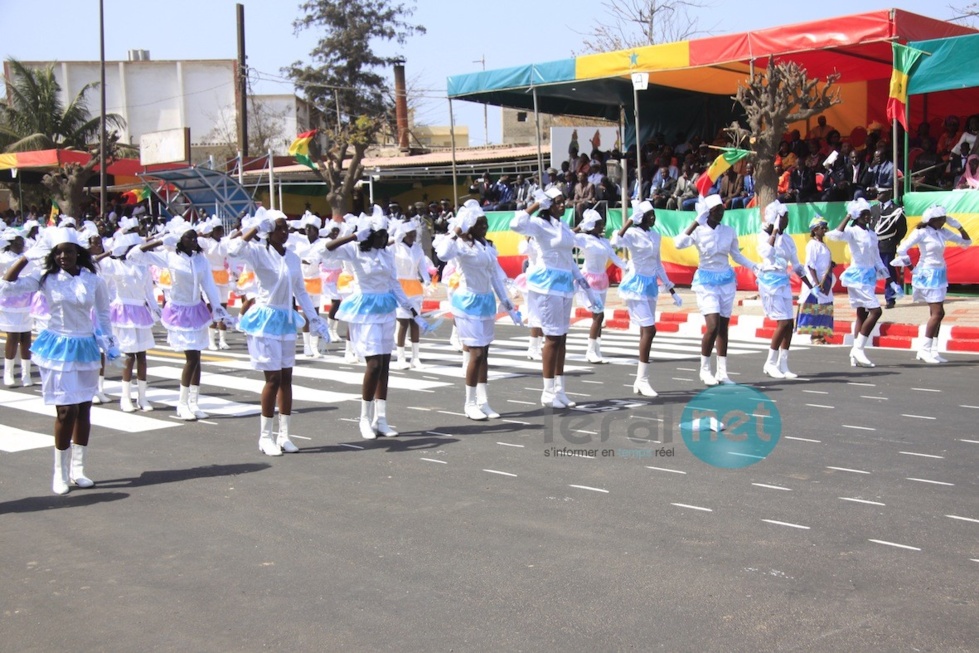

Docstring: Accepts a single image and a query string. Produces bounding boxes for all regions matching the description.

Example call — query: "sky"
[0,0,969,146]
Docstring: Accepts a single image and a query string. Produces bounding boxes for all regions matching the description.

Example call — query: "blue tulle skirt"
[840,265,877,288]
[237,305,304,339]
[618,273,660,300]
[451,290,497,317]
[335,292,397,324]
[757,270,790,290]
[162,301,212,331]
[693,268,735,287]
[526,267,575,296]
[912,266,947,289]
[31,330,102,372]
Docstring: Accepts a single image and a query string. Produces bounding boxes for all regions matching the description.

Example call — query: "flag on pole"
[48,199,59,226]
[695,148,751,197]
[288,130,318,170]
[886,42,926,131]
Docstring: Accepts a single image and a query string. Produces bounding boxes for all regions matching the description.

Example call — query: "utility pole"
[99,0,106,217]
[237,3,248,157]
[473,55,488,145]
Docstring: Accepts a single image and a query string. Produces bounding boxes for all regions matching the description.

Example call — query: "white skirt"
[527,291,572,336]
[693,282,736,318]
[846,285,881,310]
[396,295,424,320]
[0,310,33,332]
[114,325,156,354]
[455,314,495,347]
[912,286,946,304]
[246,334,297,371]
[39,367,99,405]
[167,327,209,352]
[349,320,395,358]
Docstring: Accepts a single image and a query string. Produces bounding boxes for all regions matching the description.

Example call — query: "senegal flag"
[886,42,926,131]
[695,147,751,197]
[288,130,318,170]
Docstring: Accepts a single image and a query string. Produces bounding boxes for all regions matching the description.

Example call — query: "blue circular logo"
[679,385,781,468]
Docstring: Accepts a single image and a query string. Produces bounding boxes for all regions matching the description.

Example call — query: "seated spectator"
[668,165,699,211]
[956,154,979,189]
[807,115,835,142]
[572,171,596,218]
[718,168,742,209]
[775,140,798,171]
[937,115,962,162]
[731,162,756,209]
[948,141,971,186]
[776,163,793,202]
[513,174,532,210]
[649,164,676,209]
[951,115,979,156]
[494,174,515,211]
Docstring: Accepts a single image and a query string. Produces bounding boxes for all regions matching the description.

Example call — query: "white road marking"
[671,377,691,382]
[805,404,834,409]
[906,477,954,486]
[421,458,447,464]
[497,442,525,448]
[406,406,431,412]
[437,410,467,417]
[484,469,517,477]
[869,539,920,551]
[946,515,979,524]
[847,382,876,387]
[959,439,979,444]
[571,429,598,435]
[860,395,888,400]
[899,451,944,459]
[339,418,359,423]
[579,379,603,384]
[961,405,979,409]
[0,426,53,452]
[842,424,876,431]
[840,497,885,506]
[802,390,829,395]
[426,431,454,437]
[646,466,686,474]
[728,452,765,459]
[752,483,791,491]
[676,367,697,372]
[912,387,940,393]
[507,400,536,405]
[762,519,810,530]
[630,415,663,423]
[290,435,312,440]
[198,420,218,426]
[827,466,871,474]
[901,414,936,420]
[570,484,609,493]
[671,503,711,512]
[785,436,821,443]
[502,419,531,426]
[338,443,364,450]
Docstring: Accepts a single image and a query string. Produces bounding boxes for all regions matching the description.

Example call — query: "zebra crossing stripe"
[145,366,359,407]
[0,425,53,452]
[215,359,452,391]
[0,388,180,433]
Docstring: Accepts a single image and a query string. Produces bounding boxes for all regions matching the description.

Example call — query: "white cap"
[369,205,389,232]
[847,197,872,218]
[630,200,655,221]
[47,227,84,248]
[923,205,947,222]
[545,187,565,200]
[462,198,485,218]
[579,208,603,231]
[763,200,787,226]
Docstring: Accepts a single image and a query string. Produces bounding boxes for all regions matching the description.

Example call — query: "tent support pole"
[619,104,628,211]
[268,149,275,210]
[893,113,900,199]
[533,87,544,181]
[449,97,459,210]
[634,85,642,202]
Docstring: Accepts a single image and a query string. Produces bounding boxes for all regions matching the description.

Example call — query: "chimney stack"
[393,58,409,152]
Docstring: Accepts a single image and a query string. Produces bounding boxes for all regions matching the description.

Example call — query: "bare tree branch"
[574,0,717,53]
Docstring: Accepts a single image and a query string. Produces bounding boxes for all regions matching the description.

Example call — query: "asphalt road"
[1,324,977,652]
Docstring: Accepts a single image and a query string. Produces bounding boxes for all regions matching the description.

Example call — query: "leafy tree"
[285,0,425,216]
[577,0,715,53]
[735,58,841,210]
[1,58,125,217]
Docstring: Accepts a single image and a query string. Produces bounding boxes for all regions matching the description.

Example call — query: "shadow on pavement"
[0,491,130,514]
[301,435,458,453]
[94,462,271,488]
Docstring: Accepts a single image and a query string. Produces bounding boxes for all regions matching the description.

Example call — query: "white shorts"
[349,320,395,358]
[39,367,99,406]
[625,298,657,327]
[245,335,296,371]
[455,314,495,347]
[575,289,608,315]
[527,291,572,336]
[759,284,794,321]
[396,295,423,320]
[693,282,736,318]
[912,286,945,304]
[846,285,881,310]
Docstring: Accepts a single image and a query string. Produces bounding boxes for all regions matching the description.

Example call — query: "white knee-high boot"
[20,358,32,387]
[69,443,94,488]
[777,349,798,379]
[176,385,196,420]
[277,414,298,453]
[137,379,153,411]
[410,342,422,369]
[465,385,486,420]
[476,382,499,418]
[120,380,136,412]
[258,415,282,456]
[373,399,398,437]
[52,447,70,495]
[188,385,208,419]
[3,358,15,386]
[633,362,657,397]
[359,400,376,439]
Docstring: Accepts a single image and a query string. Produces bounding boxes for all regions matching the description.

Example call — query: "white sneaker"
[699,369,719,386]
[763,363,785,379]
[479,402,500,419]
[633,379,658,397]
[92,391,110,404]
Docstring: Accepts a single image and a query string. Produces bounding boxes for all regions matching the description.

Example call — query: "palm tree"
[1,58,126,217]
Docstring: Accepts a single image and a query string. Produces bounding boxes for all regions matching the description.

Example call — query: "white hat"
[165,216,193,236]
[369,205,389,232]
[579,208,603,232]
[119,216,140,233]
[1,228,20,244]
[763,200,787,226]
[923,205,947,222]
[457,207,480,234]
[111,232,142,257]
[847,198,872,218]
[545,187,565,200]
[47,227,84,248]
[462,199,485,219]
[22,219,39,232]
[59,216,77,228]
[266,209,288,223]
[629,200,655,221]
[300,211,323,230]
[395,217,421,241]
[695,194,723,223]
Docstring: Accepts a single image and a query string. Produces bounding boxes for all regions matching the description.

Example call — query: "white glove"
[23,244,49,262]
[413,314,442,335]
[672,293,683,308]
[889,281,904,297]
[533,189,551,211]
[585,288,604,313]
[310,317,332,344]
[945,216,961,229]
[890,254,912,268]
[355,222,373,242]
[211,305,236,329]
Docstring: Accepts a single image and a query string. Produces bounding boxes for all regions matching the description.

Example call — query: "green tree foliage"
[285,0,425,215]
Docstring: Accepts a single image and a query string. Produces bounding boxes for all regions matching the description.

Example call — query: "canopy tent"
[0,148,183,185]
[907,33,979,96]
[447,9,977,146]
[138,167,256,224]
